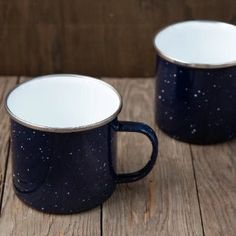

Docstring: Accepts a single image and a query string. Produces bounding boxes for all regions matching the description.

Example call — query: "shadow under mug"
[154,20,236,144]
[5,74,158,214]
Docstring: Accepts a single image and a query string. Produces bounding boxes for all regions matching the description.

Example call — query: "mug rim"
[153,20,236,69]
[5,74,123,133]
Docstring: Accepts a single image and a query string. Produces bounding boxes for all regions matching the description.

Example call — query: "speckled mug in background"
[5,74,158,214]
[154,21,236,144]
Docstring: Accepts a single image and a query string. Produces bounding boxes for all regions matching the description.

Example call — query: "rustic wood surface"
[191,142,236,236]
[0,1,236,77]
[0,77,236,235]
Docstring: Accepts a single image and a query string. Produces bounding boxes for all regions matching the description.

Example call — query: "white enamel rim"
[5,74,123,133]
[154,20,236,69]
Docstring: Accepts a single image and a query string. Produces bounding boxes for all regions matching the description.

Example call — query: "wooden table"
[0,77,236,236]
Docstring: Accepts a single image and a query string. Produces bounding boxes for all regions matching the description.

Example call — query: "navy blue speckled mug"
[5,75,158,214]
[154,21,236,144]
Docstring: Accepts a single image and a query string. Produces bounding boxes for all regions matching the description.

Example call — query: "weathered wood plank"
[0,1,236,76]
[102,79,203,236]
[0,77,101,236]
[191,142,236,236]
[0,77,18,211]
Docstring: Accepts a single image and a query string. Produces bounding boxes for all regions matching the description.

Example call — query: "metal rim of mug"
[5,74,123,133]
[153,20,236,69]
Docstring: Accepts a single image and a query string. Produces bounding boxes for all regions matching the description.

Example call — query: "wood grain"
[0,1,236,76]
[0,77,101,236]
[102,79,203,236]
[191,142,236,236]
[0,77,18,211]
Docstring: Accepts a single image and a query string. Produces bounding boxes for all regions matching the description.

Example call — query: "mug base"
[13,185,116,215]
[157,125,236,145]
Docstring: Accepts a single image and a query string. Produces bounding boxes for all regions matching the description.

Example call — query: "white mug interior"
[154,20,236,67]
[6,75,122,132]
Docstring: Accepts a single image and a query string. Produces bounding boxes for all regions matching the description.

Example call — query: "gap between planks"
[0,76,19,214]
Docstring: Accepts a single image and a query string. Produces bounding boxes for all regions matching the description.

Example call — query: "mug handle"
[112,120,158,183]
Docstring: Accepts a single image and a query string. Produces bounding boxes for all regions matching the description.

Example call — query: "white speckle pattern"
[191,129,197,134]
[10,122,120,213]
[155,61,236,144]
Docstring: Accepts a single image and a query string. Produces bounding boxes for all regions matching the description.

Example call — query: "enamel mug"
[5,75,158,214]
[154,21,236,144]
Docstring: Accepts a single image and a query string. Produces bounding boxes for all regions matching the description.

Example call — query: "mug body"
[5,74,122,213]
[154,21,236,144]
[11,119,117,214]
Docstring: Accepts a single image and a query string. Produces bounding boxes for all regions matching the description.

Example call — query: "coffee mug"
[154,20,236,144]
[5,74,158,214]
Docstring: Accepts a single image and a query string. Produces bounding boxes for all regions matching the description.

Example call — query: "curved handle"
[112,120,158,183]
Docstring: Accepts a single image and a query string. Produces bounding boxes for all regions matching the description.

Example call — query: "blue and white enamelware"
[5,74,158,214]
[154,20,236,144]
